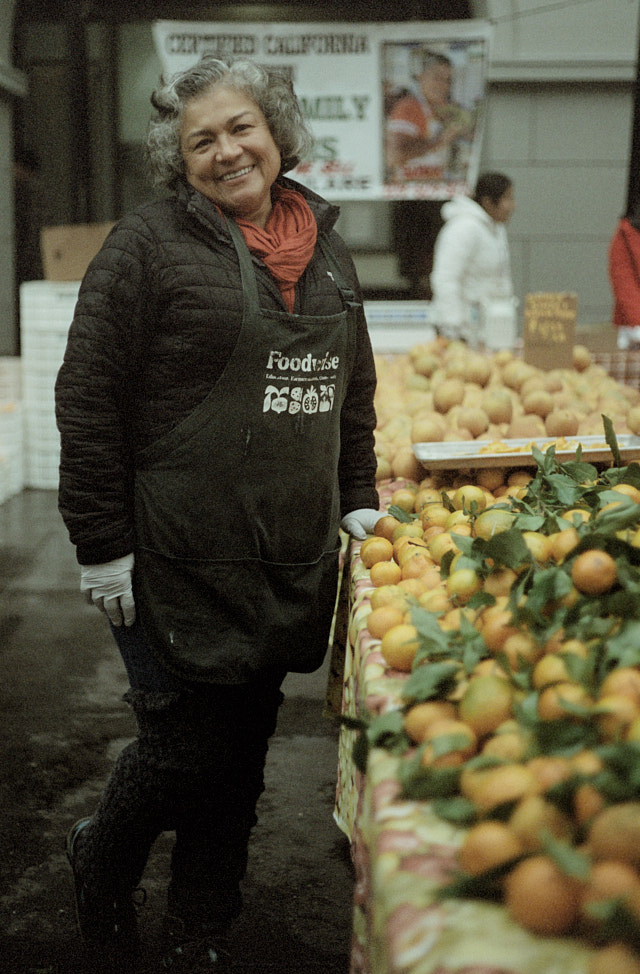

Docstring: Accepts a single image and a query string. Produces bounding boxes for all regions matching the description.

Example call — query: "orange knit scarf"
[235,185,318,311]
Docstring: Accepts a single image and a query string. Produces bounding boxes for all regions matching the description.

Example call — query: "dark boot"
[65,817,145,971]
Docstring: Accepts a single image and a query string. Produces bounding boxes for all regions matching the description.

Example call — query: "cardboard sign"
[522,292,578,370]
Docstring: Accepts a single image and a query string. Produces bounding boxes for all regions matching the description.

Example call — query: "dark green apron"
[132,218,358,684]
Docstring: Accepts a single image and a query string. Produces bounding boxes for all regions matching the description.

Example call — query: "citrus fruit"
[379,623,421,672]
[580,859,640,921]
[473,507,516,540]
[417,585,450,614]
[366,605,406,640]
[391,521,424,546]
[420,503,451,529]
[446,567,482,604]
[600,667,640,705]
[373,514,402,542]
[571,549,618,595]
[526,754,573,792]
[391,487,418,513]
[476,467,505,492]
[397,576,430,598]
[560,507,591,525]
[612,482,640,504]
[588,802,640,868]
[596,693,640,740]
[550,526,581,562]
[504,854,581,935]
[403,700,457,744]
[412,486,444,511]
[532,653,572,690]
[508,794,574,852]
[401,553,435,580]
[573,783,606,827]
[458,820,524,876]
[522,530,552,563]
[395,536,430,566]
[537,681,593,721]
[427,531,458,565]
[501,631,543,670]
[420,717,477,768]
[476,601,519,653]
[463,763,538,814]
[369,584,407,611]
[360,536,393,568]
[481,728,530,762]
[482,567,518,599]
[588,943,640,974]
[458,673,514,738]
[452,484,487,513]
[369,559,403,587]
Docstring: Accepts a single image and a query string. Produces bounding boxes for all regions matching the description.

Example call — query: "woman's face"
[180,84,282,228]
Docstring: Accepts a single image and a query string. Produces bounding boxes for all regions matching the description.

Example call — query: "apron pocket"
[134,546,341,683]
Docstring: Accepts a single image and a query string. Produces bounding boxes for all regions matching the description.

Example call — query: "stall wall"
[476,0,639,330]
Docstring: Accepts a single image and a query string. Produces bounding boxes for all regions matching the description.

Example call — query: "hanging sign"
[152,19,492,202]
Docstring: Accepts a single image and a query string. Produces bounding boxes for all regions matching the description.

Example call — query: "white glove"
[340,509,385,541]
[80,553,136,627]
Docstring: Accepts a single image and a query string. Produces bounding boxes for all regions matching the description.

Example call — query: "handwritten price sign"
[523,292,577,370]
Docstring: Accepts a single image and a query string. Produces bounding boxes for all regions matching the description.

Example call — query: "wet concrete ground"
[0,489,354,974]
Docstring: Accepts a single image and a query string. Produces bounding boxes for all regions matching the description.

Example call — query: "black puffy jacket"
[55,178,379,565]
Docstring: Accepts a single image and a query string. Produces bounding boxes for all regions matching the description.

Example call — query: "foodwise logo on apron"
[263,348,340,416]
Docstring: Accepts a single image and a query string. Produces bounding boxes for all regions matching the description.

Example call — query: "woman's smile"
[219,164,255,182]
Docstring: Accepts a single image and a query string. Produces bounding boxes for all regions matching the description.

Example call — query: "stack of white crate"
[0,357,23,504]
[363,300,435,353]
[20,281,80,489]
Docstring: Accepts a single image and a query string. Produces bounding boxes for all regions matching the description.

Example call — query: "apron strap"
[225,217,261,316]
[318,233,361,312]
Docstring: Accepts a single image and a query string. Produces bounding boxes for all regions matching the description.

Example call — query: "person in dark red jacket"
[55,55,380,973]
[608,208,640,326]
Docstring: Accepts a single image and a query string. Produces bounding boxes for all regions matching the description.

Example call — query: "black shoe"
[161,916,231,972]
[65,817,145,966]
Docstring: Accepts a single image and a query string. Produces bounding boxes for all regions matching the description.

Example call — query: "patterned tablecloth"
[330,480,596,974]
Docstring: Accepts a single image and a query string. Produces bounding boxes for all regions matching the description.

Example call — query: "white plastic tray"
[413,435,640,469]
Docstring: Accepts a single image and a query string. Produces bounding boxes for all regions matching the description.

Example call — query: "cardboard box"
[575,323,618,353]
[40,222,115,281]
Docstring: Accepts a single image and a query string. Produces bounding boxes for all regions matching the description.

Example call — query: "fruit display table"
[332,478,611,974]
[329,339,640,974]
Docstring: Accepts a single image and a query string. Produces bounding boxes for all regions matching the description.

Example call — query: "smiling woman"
[54,53,380,973]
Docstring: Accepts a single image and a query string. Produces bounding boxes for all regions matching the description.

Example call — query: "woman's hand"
[80,553,136,627]
[340,509,385,541]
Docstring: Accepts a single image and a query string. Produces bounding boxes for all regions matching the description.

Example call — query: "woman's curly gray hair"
[146,55,314,189]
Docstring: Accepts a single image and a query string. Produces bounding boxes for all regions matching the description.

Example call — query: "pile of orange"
[372,336,640,483]
[355,458,640,970]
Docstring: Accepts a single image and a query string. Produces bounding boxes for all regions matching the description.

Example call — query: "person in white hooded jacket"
[430,171,515,344]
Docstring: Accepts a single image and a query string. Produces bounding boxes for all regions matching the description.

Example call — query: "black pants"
[75,621,285,929]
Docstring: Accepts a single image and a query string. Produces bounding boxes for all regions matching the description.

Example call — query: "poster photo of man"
[383,38,488,198]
